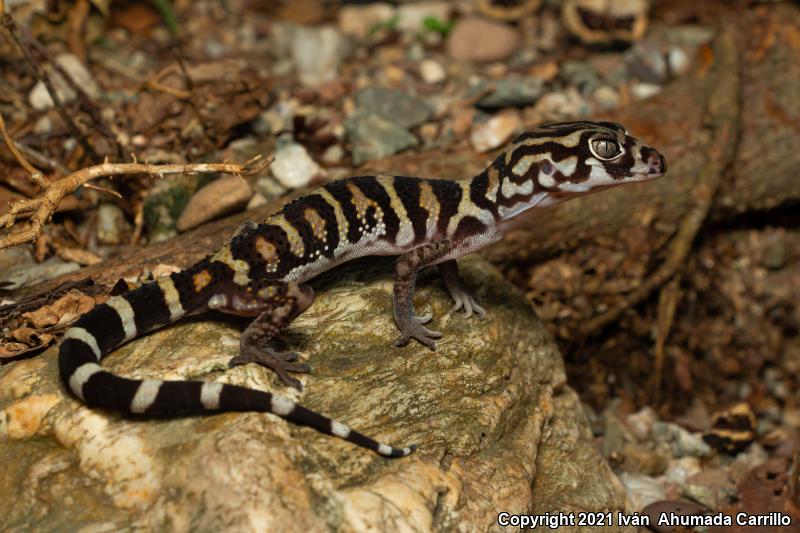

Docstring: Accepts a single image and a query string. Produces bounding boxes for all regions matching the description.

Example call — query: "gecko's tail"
[58,276,415,458]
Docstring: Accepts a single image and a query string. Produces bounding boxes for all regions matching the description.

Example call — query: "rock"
[345,112,419,165]
[0,248,79,291]
[619,472,666,512]
[631,82,662,100]
[292,25,350,87]
[626,406,659,440]
[659,457,702,486]
[474,78,545,109]
[601,409,636,461]
[270,142,326,189]
[652,422,712,458]
[560,59,600,90]
[354,86,434,129]
[622,442,670,477]
[0,256,628,530]
[530,89,590,120]
[96,203,132,245]
[143,174,209,242]
[681,469,736,509]
[397,2,451,33]
[176,176,253,232]
[447,17,519,63]
[29,53,103,111]
[338,3,396,38]
[419,59,446,84]
[470,110,522,153]
[320,144,345,165]
[593,85,621,109]
[729,443,768,484]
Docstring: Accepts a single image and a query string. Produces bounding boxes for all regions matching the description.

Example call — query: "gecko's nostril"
[648,153,667,175]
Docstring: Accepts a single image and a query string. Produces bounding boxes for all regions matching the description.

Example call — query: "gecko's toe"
[229,348,309,389]
[394,314,443,349]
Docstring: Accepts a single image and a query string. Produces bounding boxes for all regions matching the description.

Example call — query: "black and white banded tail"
[57,279,415,458]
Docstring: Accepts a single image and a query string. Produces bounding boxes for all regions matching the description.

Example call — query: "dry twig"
[0,112,48,188]
[0,155,273,250]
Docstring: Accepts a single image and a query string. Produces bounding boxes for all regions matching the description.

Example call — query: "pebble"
[659,457,702,485]
[254,176,288,202]
[469,110,521,153]
[680,468,736,509]
[270,143,326,189]
[96,203,131,245]
[626,407,659,440]
[622,442,670,477]
[618,472,666,512]
[338,3,396,38]
[321,144,345,164]
[397,2,451,33]
[729,443,768,484]
[419,59,446,84]
[631,82,662,100]
[176,176,253,232]
[475,78,545,109]
[530,88,590,120]
[354,86,434,129]
[447,17,519,63]
[593,85,621,110]
[560,59,600,90]
[345,112,419,165]
[292,25,350,87]
[652,421,713,458]
[29,53,102,111]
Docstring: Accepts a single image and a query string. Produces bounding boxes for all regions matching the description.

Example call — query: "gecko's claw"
[229,347,310,390]
[451,291,486,319]
[394,313,443,349]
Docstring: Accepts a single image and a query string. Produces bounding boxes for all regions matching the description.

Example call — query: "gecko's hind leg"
[438,260,485,319]
[208,281,315,390]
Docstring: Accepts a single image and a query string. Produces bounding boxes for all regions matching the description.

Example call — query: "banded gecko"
[59,121,666,457]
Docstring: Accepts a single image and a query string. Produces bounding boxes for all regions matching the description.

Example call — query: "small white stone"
[270,143,326,189]
[29,53,102,111]
[470,110,522,153]
[631,82,662,100]
[419,59,446,84]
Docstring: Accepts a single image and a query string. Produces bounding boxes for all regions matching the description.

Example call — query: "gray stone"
[354,86,434,129]
[292,25,350,87]
[474,78,545,109]
[0,256,628,530]
[96,203,131,246]
[652,421,712,458]
[560,59,600,90]
[345,112,419,165]
[618,472,666,512]
[28,53,102,111]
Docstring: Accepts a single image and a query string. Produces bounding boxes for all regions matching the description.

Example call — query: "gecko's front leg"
[208,280,314,389]
[393,241,461,348]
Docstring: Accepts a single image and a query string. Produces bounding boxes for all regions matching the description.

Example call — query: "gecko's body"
[59,121,666,457]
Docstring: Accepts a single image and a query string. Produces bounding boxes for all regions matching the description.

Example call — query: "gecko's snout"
[648,152,667,176]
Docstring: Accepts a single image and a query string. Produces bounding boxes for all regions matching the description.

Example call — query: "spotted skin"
[58,122,666,457]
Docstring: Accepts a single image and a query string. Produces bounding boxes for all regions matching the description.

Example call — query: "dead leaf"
[22,291,96,329]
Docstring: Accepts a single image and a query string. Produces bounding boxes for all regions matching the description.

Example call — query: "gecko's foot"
[229,347,310,390]
[450,289,486,319]
[394,313,443,349]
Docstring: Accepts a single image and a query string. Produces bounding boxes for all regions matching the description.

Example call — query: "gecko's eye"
[589,138,623,161]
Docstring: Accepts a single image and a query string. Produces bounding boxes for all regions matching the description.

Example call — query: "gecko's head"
[506,121,667,198]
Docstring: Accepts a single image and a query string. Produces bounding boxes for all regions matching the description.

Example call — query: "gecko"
[58,121,667,458]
